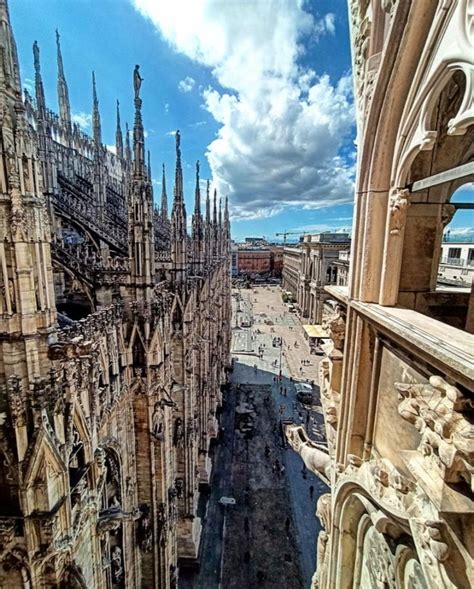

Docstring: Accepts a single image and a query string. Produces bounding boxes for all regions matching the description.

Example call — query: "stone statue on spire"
[175,129,181,153]
[133,65,143,99]
[33,40,40,72]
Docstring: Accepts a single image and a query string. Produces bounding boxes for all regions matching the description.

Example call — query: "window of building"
[447,247,461,260]
[468,249,474,267]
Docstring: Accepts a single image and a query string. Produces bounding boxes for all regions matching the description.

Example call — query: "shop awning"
[302,324,329,339]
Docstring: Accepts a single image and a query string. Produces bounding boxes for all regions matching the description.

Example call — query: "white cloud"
[165,102,170,112]
[178,76,196,92]
[132,0,354,219]
[106,144,116,154]
[72,111,92,131]
[166,130,177,136]
[23,77,34,94]
[446,227,474,237]
[314,13,335,40]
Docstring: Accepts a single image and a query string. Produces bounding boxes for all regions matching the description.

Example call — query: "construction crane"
[275,230,309,244]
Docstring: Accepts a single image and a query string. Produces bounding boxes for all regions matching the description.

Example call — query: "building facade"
[438,241,474,287]
[0,3,231,587]
[287,2,474,588]
[235,245,283,278]
[282,233,351,323]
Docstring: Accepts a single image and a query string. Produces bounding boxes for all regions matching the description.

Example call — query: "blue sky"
[11,0,473,242]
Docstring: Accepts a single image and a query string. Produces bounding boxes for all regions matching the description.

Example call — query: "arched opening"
[396,70,474,332]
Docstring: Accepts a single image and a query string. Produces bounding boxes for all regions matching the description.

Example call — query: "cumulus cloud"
[132,0,355,219]
[178,76,196,92]
[314,13,335,40]
[72,111,92,131]
[447,227,474,237]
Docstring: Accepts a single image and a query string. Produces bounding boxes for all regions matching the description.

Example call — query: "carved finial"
[115,100,123,159]
[205,180,211,224]
[92,71,102,146]
[33,40,46,116]
[161,163,168,219]
[124,122,131,166]
[194,161,201,214]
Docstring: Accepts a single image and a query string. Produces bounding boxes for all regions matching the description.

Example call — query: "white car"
[218,496,236,506]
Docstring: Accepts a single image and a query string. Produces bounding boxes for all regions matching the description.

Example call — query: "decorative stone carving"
[419,520,449,563]
[328,305,345,351]
[151,402,164,440]
[389,189,410,236]
[111,546,123,583]
[285,424,332,483]
[174,417,184,447]
[395,376,474,490]
[137,504,153,552]
[440,204,456,227]
[365,527,396,588]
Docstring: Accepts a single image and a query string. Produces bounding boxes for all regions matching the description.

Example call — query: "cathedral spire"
[147,150,152,182]
[161,163,168,220]
[224,195,230,236]
[173,130,184,206]
[33,40,46,118]
[194,160,201,215]
[205,180,211,225]
[115,100,123,159]
[0,0,21,96]
[132,65,145,178]
[213,188,218,227]
[92,71,102,146]
[125,122,131,165]
[171,130,187,281]
[56,30,71,128]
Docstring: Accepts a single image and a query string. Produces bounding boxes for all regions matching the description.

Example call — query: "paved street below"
[184,285,329,589]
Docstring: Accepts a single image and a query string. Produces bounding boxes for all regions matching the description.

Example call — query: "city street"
[186,286,329,589]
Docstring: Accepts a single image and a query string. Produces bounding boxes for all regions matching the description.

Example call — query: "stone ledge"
[351,301,474,386]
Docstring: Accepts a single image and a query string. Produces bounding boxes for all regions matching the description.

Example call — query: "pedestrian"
[280,464,286,477]
[309,485,314,500]
[285,517,290,533]
[265,444,271,457]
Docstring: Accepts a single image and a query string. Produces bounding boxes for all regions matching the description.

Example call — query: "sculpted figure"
[133,65,143,99]
[111,546,123,583]
[285,424,332,483]
[174,417,184,447]
[151,402,164,440]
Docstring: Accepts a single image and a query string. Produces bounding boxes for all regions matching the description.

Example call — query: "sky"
[11,0,473,243]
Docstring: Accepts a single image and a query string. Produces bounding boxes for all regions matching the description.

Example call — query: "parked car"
[295,382,314,404]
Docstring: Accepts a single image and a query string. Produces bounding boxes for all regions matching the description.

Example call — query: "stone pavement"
[221,378,304,589]
[184,286,329,588]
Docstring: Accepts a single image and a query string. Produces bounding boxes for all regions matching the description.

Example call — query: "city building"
[282,232,351,323]
[287,2,474,588]
[438,240,474,287]
[0,4,231,587]
[237,248,271,275]
[234,244,284,278]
